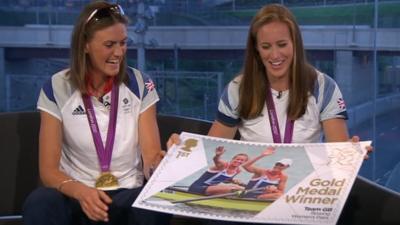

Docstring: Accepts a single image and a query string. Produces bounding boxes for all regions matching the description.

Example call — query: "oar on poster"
[172,187,269,204]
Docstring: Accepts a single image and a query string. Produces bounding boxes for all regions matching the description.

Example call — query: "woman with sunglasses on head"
[23,1,170,225]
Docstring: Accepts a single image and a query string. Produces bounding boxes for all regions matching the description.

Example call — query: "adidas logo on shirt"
[72,105,86,115]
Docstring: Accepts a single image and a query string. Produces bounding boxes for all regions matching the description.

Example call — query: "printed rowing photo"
[133,132,370,225]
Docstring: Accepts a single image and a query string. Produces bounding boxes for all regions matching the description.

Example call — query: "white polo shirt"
[216,70,348,143]
[37,67,159,189]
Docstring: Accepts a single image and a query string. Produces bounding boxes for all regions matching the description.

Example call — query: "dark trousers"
[22,186,171,225]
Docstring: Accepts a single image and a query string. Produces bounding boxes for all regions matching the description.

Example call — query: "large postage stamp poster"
[133,132,370,224]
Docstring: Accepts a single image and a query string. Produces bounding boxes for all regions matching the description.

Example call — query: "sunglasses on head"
[85,4,125,24]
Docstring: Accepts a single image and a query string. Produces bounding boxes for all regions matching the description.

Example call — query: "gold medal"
[95,172,119,190]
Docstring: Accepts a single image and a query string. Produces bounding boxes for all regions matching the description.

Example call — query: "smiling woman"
[84,23,128,97]
[21,1,171,225]
[205,4,372,225]
[208,4,363,144]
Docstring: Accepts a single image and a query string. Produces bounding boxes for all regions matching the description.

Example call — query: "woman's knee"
[23,187,65,215]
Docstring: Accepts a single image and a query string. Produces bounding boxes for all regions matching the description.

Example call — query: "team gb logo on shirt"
[337,98,346,110]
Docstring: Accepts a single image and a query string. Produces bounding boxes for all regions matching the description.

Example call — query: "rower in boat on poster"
[242,147,292,200]
[188,146,249,196]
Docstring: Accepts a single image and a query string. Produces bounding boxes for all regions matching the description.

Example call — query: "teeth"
[107,60,118,64]
[271,61,282,66]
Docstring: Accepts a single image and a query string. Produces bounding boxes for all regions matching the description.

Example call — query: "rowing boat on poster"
[154,187,272,212]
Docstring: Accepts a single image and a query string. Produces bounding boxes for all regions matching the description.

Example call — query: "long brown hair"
[238,4,316,120]
[68,1,129,94]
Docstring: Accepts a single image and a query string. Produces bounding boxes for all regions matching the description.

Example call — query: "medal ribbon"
[265,87,294,143]
[82,83,119,172]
